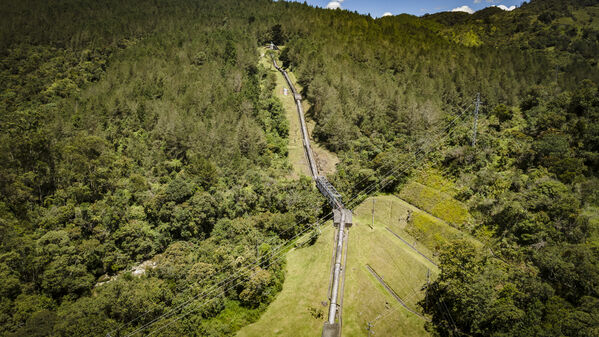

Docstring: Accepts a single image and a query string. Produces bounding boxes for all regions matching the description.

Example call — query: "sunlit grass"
[238,193,483,337]
[399,181,472,228]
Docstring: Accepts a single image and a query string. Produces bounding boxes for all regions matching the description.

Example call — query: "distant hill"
[0,0,598,336]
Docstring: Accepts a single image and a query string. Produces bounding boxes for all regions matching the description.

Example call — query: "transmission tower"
[472,93,481,147]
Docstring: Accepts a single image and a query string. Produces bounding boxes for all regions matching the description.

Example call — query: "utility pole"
[426,268,430,287]
[472,93,481,147]
[371,199,375,229]
[367,322,374,336]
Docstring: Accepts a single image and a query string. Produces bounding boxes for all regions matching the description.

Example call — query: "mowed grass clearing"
[238,192,480,337]
[398,181,472,228]
[387,195,481,255]
[248,51,480,337]
[258,47,311,179]
[237,223,335,337]
[280,68,339,176]
[343,196,438,337]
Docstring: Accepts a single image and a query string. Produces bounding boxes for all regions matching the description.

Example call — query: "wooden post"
[426,268,430,287]
[371,199,375,229]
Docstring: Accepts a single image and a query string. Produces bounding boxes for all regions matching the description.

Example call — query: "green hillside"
[1,0,599,336]
[398,181,472,228]
[239,188,481,337]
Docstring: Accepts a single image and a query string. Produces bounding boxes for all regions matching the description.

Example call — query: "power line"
[144,156,427,336]
[343,102,471,199]
[472,93,481,147]
[366,290,424,335]
[109,49,345,337]
[111,96,474,337]
[141,101,472,336]
[107,191,338,335]
[119,212,334,337]
[143,230,323,337]
[345,103,471,211]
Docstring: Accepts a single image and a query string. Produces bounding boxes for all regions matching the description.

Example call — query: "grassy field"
[398,181,472,228]
[246,50,478,337]
[237,223,335,337]
[258,47,338,179]
[237,193,482,337]
[411,167,461,196]
[344,196,439,337]
[383,195,481,254]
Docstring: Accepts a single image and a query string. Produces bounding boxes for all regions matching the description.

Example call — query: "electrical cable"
[139,103,472,336]
[121,212,334,337]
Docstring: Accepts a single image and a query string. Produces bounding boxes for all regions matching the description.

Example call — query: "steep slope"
[258,47,338,179]
[0,1,326,336]
[238,186,482,337]
[1,0,599,336]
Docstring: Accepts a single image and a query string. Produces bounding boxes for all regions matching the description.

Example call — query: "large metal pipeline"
[327,210,345,324]
[296,99,319,177]
[271,54,319,178]
[270,49,349,337]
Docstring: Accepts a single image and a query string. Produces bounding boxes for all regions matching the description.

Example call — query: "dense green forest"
[1,0,598,336]
[0,1,325,336]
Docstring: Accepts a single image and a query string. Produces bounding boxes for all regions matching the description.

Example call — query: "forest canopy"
[1,0,598,336]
